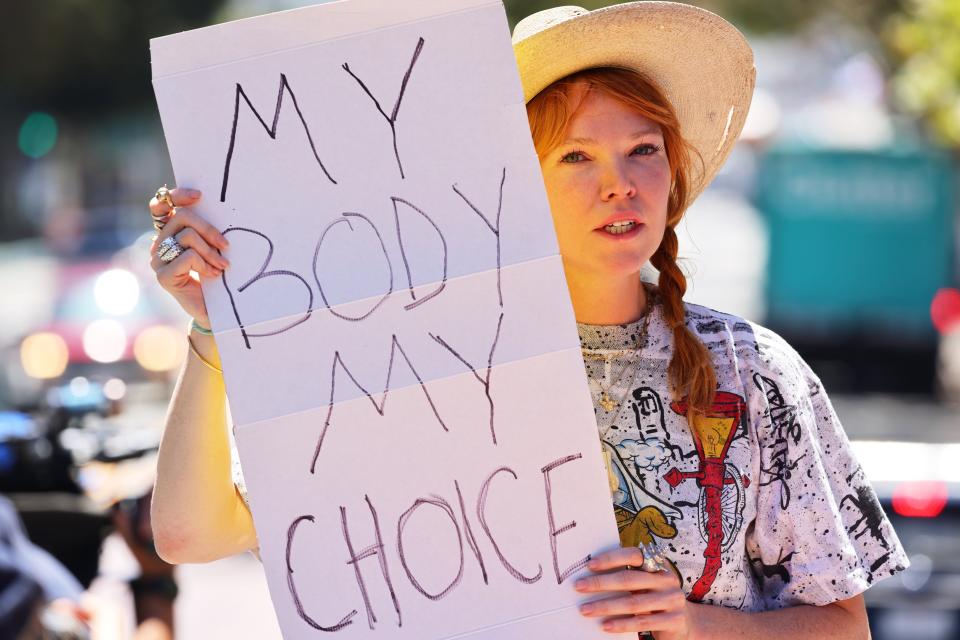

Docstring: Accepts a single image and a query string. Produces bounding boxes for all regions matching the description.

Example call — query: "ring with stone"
[157,236,185,264]
[152,185,177,230]
[154,185,176,211]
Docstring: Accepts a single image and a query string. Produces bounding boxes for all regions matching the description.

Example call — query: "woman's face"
[539,86,670,283]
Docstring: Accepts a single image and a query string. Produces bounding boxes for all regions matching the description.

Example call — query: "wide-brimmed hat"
[513,2,756,202]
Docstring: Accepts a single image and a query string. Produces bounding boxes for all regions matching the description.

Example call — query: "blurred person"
[146,2,908,638]
[0,495,90,639]
[111,491,176,640]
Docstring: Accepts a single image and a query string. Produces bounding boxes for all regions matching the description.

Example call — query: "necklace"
[580,285,656,412]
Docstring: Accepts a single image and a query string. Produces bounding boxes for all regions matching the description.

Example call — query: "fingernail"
[219,258,230,269]
[219,238,230,249]
[579,603,594,615]
[574,579,587,591]
[602,622,614,632]
[187,188,202,197]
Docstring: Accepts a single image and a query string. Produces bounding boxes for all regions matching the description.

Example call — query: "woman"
[148,2,907,638]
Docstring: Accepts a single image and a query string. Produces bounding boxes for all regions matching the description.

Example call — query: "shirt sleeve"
[744,331,909,608]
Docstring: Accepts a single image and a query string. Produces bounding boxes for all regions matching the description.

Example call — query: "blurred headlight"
[83,319,127,363]
[20,332,69,379]
[94,268,140,315]
[103,377,126,400]
[134,325,186,372]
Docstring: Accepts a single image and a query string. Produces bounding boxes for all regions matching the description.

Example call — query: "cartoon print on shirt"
[604,439,681,548]
[663,391,750,602]
[603,386,685,547]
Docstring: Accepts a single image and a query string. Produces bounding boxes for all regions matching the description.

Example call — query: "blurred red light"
[892,481,948,518]
[931,288,960,334]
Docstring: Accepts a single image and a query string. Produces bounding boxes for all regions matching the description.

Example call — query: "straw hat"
[513,2,756,201]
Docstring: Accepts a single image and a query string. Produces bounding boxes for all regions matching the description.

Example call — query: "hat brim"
[513,1,756,202]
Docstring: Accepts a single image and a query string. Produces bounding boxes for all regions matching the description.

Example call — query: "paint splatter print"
[578,284,908,611]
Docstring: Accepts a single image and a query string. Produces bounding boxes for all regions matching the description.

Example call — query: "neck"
[566,265,648,325]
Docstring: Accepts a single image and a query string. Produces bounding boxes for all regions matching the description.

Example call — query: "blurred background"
[0,0,957,638]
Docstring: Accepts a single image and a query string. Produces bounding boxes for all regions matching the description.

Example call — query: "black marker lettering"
[396,497,464,600]
[286,515,356,631]
[392,197,448,310]
[343,38,425,179]
[476,467,542,584]
[310,335,448,473]
[455,479,489,585]
[313,213,393,322]
[541,454,590,584]
[221,73,336,202]
[340,496,402,630]
[221,226,313,350]
[430,312,504,445]
[452,167,507,307]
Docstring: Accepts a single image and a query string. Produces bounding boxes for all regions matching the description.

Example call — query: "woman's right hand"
[148,187,230,328]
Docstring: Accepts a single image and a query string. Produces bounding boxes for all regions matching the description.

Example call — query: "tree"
[886,0,960,146]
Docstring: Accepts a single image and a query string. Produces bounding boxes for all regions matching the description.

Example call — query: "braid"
[650,226,717,418]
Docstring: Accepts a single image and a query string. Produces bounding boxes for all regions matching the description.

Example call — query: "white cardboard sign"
[151,1,621,637]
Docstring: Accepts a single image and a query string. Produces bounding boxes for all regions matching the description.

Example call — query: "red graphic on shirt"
[664,392,750,602]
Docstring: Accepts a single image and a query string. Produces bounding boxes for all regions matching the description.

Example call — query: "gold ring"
[154,184,176,211]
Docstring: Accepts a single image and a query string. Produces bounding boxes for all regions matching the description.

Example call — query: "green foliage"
[887,0,960,146]
[503,0,902,33]
[0,0,226,116]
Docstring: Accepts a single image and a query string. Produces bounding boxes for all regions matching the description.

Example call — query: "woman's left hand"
[575,546,694,639]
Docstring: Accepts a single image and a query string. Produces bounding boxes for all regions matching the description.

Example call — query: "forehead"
[564,84,661,138]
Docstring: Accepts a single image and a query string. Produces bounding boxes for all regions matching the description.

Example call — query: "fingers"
[587,546,647,572]
[175,227,230,270]
[576,567,674,594]
[599,610,686,634]
[579,587,686,617]
[156,207,229,252]
[149,186,202,217]
[156,248,223,285]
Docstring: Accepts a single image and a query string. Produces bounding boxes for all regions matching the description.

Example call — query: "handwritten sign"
[151,1,620,637]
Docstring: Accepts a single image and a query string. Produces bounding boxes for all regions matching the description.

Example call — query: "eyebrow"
[561,128,662,146]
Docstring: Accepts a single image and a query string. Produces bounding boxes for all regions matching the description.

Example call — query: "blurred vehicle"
[0,377,174,636]
[0,378,161,587]
[6,255,186,408]
[755,143,954,395]
[851,440,960,640]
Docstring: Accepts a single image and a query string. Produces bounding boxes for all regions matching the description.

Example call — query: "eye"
[631,143,663,156]
[560,149,587,163]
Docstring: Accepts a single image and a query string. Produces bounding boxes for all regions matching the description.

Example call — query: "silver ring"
[157,236,185,263]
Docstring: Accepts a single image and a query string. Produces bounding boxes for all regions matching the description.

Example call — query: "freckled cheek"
[635,165,671,196]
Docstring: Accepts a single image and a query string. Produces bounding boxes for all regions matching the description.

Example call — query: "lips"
[594,212,643,230]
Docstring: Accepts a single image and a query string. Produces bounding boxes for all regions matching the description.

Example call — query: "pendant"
[600,391,616,412]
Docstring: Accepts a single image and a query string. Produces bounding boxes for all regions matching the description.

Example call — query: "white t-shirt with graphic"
[578,286,908,611]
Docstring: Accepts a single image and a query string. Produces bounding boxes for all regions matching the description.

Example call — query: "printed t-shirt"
[577,286,909,610]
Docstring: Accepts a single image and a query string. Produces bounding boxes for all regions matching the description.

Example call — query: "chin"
[605,248,652,271]
[591,256,647,279]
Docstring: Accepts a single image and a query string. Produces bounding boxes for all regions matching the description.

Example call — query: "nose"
[600,159,636,201]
